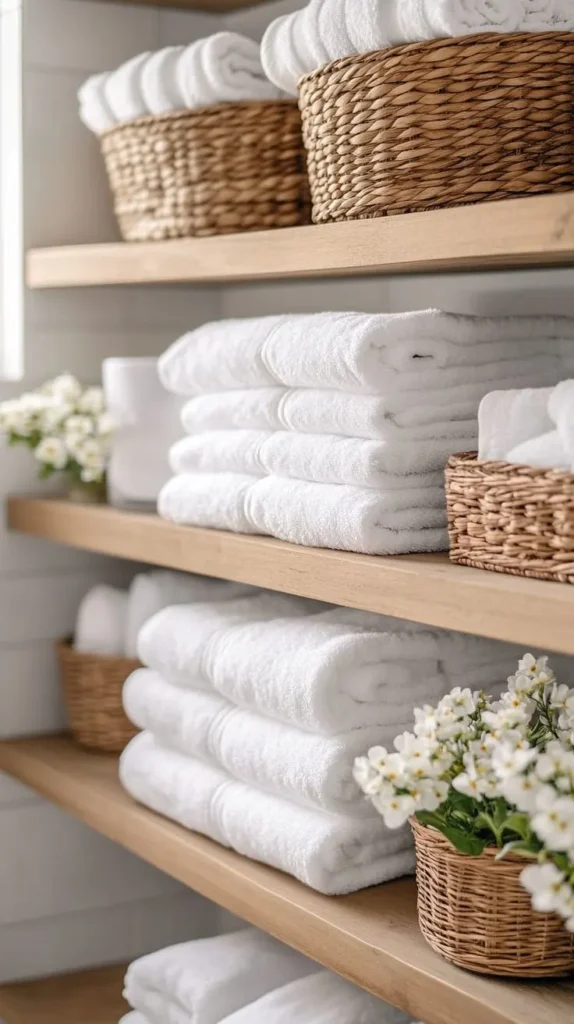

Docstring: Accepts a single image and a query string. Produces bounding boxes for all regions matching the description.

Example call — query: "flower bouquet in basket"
[0,374,113,501]
[354,655,574,977]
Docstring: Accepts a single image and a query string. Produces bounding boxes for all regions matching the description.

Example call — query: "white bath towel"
[177,33,283,110]
[104,52,150,123]
[75,584,127,656]
[119,1015,147,1024]
[140,46,186,115]
[125,571,252,659]
[549,378,574,468]
[124,668,399,815]
[478,387,554,461]
[158,311,573,397]
[158,472,449,555]
[137,592,319,685]
[120,733,415,893]
[506,429,569,469]
[78,72,116,134]
[219,970,411,1024]
[124,928,315,1024]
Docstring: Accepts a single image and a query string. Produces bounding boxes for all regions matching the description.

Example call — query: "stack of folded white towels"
[479,379,574,470]
[262,0,574,96]
[157,310,574,555]
[119,928,414,1024]
[120,586,527,893]
[79,32,284,134]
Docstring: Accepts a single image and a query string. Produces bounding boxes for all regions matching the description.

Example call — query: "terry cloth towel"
[119,1015,148,1024]
[124,928,315,1024]
[478,387,554,461]
[397,0,523,39]
[137,592,320,685]
[125,571,253,659]
[158,311,574,397]
[158,472,449,555]
[103,52,150,123]
[506,430,569,470]
[120,733,415,894]
[219,970,411,1024]
[260,13,312,96]
[176,33,283,110]
[140,46,186,115]
[170,430,470,482]
[549,378,574,468]
[124,668,397,816]
[138,602,519,734]
[75,585,128,656]
[78,72,116,134]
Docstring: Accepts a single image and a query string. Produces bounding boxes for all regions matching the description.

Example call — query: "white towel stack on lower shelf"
[158,311,574,555]
[120,591,525,893]
[118,928,412,1024]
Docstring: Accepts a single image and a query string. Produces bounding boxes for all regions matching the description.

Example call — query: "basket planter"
[57,640,140,753]
[298,32,574,224]
[446,452,574,583]
[411,818,574,976]
[100,100,311,241]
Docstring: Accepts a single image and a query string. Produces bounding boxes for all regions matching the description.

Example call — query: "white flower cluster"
[0,374,113,485]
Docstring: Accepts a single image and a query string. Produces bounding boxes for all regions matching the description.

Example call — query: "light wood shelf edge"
[26,193,574,288]
[0,963,128,1024]
[8,496,574,654]
[0,735,572,1024]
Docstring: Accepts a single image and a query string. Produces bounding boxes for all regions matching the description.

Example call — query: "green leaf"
[448,791,477,816]
[501,813,530,841]
[441,826,488,856]
[496,840,538,861]
[415,810,445,830]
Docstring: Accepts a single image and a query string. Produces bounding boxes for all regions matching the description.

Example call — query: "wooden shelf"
[0,735,572,1024]
[8,496,574,654]
[0,963,128,1024]
[26,193,574,288]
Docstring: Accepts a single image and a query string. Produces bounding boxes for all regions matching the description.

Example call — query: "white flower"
[353,756,384,796]
[40,399,73,433]
[0,398,32,436]
[521,863,572,915]
[452,770,484,800]
[535,742,574,783]
[78,386,105,415]
[501,773,541,814]
[372,791,416,829]
[97,412,115,436]
[413,705,438,739]
[44,374,82,403]
[491,741,537,781]
[417,778,449,812]
[531,787,574,852]
[65,415,93,439]
[74,437,106,483]
[34,436,68,470]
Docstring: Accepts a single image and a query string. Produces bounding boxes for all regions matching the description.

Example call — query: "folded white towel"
[75,585,127,656]
[124,668,400,815]
[159,311,574,398]
[120,733,415,893]
[119,1015,147,1024]
[478,386,554,461]
[125,571,252,659]
[506,430,570,470]
[177,32,283,111]
[104,52,150,123]
[140,46,186,115]
[124,928,315,1024]
[548,379,574,468]
[78,72,116,134]
[158,472,448,555]
[219,970,410,1024]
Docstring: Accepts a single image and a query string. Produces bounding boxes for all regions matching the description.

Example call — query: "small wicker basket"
[57,640,140,753]
[299,31,574,224]
[446,452,574,583]
[100,100,311,241]
[411,818,574,976]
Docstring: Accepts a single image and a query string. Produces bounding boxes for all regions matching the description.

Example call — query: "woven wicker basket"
[100,100,311,241]
[57,640,140,753]
[411,818,574,976]
[299,31,574,224]
[446,452,574,583]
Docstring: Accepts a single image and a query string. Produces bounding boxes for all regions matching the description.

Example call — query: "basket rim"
[100,98,301,139]
[410,817,531,864]
[447,450,574,483]
[56,637,141,667]
[298,29,574,86]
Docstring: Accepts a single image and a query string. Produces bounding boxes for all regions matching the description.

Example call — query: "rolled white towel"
[124,928,315,1024]
[320,0,357,61]
[399,0,523,39]
[120,733,415,894]
[75,585,128,657]
[344,0,403,53]
[261,13,311,96]
[177,32,283,110]
[521,0,556,29]
[140,46,186,115]
[125,570,253,658]
[78,72,116,134]
[300,0,331,68]
[506,430,570,470]
[551,0,574,29]
[548,379,574,469]
[118,1014,147,1024]
[219,970,411,1024]
[104,52,150,123]
[478,387,554,461]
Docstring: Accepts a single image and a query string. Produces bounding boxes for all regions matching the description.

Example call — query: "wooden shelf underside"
[26,193,574,288]
[8,496,574,654]
[0,964,128,1024]
[0,735,572,1024]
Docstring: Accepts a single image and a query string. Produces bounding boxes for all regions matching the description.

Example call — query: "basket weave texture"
[298,31,574,224]
[100,100,311,241]
[446,451,574,583]
[412,818,574,976]
[57,640,140,753]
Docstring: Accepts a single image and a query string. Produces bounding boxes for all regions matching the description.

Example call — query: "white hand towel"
[550,0,574,29]
[125,571,252,659]
[78,72,116,134]
[124,668,399,815]
[219,970,411,1024]
[124,928,315,1024]
[521,0,555,29]
[137,592,319,685]
[119,1015,147,1024]
[478,387,554,461]
[104,52,150,123]
[344,0,403,53]
[300,0,332,67]
[321,0,357,61]
[548,378,574,468]
[506,430,570,470]
[120,733,415,893]
[260,14,302,96]
[177,33,283,110]
[399,0,523,38]
[158,311,574,397]
[75,585,128,656]
[140,46,186,115]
